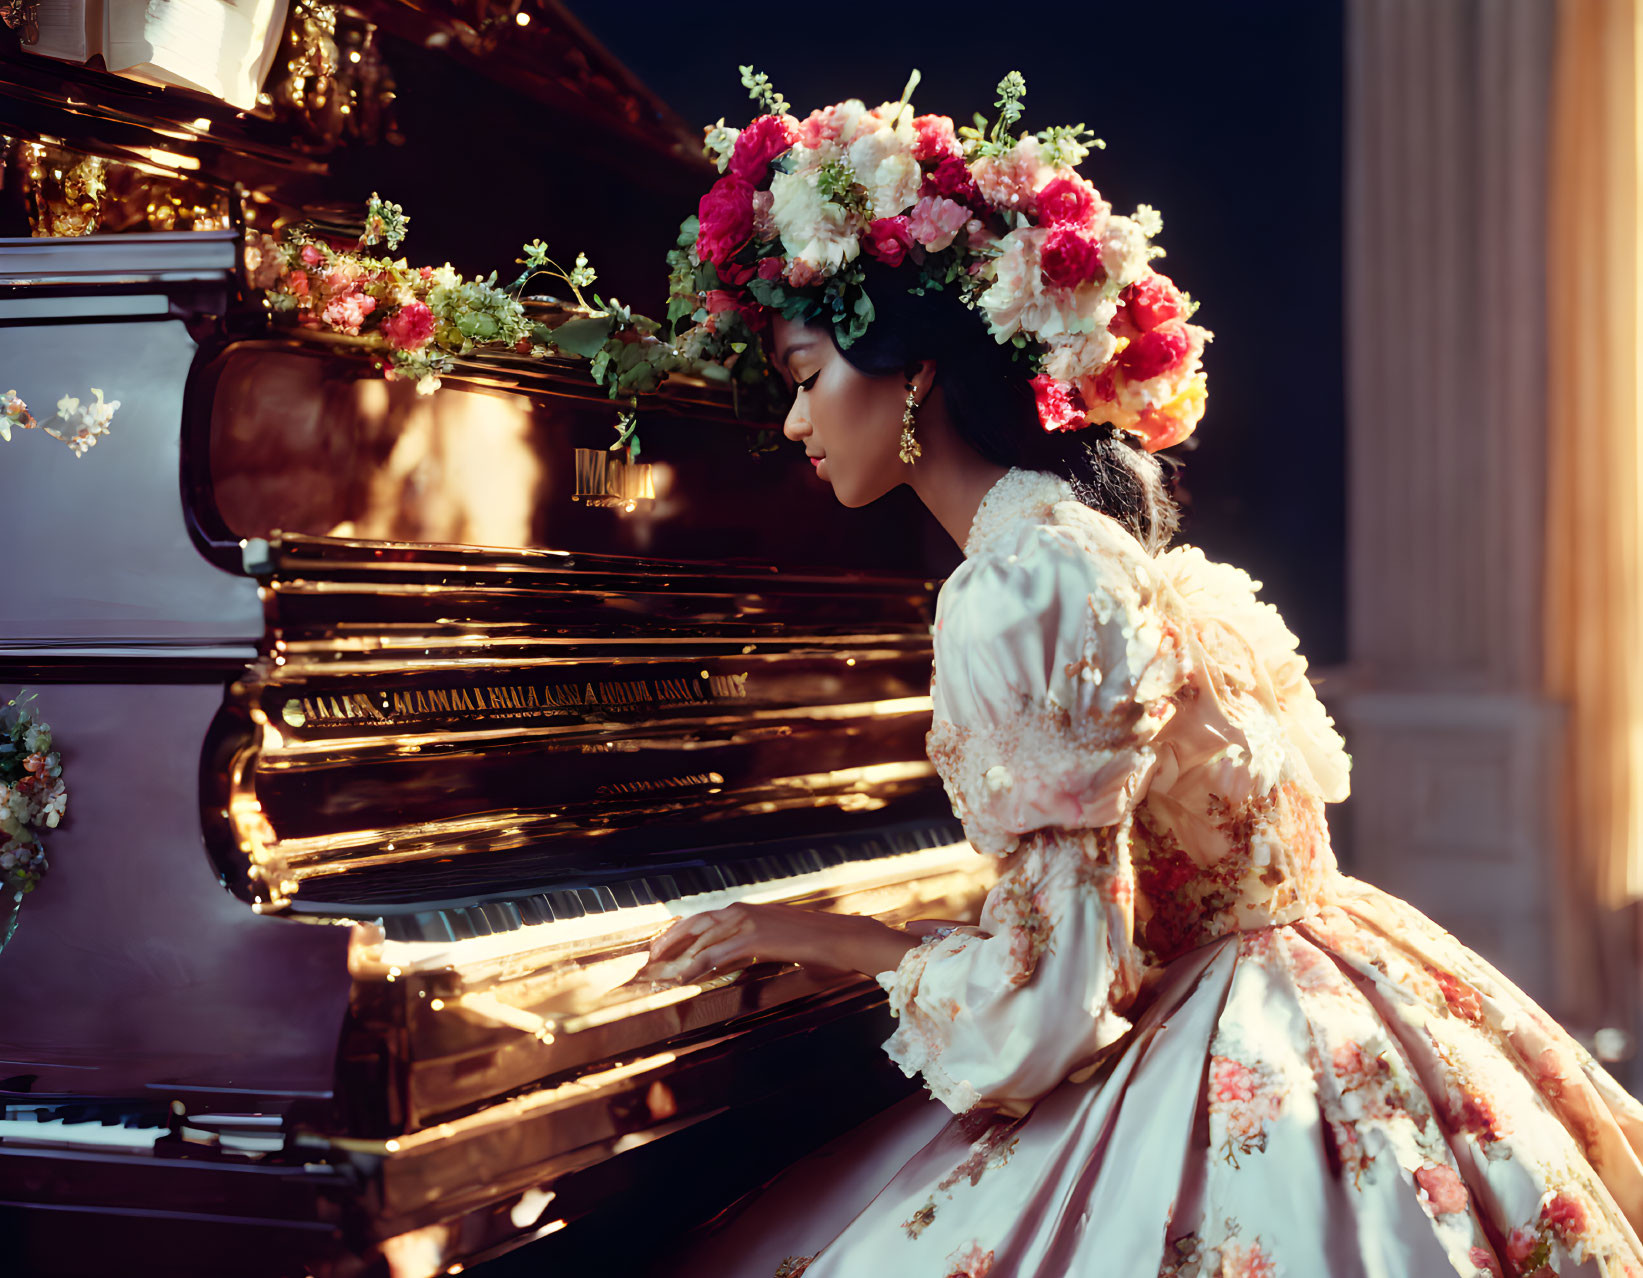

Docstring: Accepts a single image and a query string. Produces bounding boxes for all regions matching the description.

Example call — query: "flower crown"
[667,69,1211,452]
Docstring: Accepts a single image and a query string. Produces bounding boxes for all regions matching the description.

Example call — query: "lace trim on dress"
[963,468,1075,560]
[879,933,985,1114]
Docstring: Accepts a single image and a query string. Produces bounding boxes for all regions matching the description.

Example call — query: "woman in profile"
[637,71,1643,1277]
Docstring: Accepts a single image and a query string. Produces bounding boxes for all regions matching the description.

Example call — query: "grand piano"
[0,8,985,1276]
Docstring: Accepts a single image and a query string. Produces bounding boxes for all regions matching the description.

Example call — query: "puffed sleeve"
[880,520,1189,1116]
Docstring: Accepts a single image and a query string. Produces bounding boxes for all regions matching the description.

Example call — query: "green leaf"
[546,316,614,357]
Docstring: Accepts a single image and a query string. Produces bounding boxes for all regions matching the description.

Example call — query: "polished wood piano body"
[0,225,983,1274]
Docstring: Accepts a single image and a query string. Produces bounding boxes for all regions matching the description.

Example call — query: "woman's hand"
[635,901,920,985]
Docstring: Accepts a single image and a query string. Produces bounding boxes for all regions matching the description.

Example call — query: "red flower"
[696,174,755,266]
[911,113,959,161]
[1030,374,1086,431]
[865,215,914,267]
[1119,274,1186,332]
[756,256,784,280]
[1039,227,1104,288]
[382,300,435,352]
[1541,1191,1589,1241]
[922,154,982,209]
[1118,319,1192,382]
[729,113,798,184]
[1414,1164,1469,1216]
[715,258,755,287]
[1036,175,1100,229]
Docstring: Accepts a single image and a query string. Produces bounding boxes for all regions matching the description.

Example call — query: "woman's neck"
[904,389,1011,552]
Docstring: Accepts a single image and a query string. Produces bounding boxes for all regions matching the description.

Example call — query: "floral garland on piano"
[0,692,64,952]
[1,387,122,457]
[252,195,762,462]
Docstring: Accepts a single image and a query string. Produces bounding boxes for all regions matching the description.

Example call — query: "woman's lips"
[810,456,824,468]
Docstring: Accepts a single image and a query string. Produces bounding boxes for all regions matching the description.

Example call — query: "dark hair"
[831,257,1180,554]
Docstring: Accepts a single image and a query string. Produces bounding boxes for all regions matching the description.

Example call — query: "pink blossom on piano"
[382,300,435,352]
[322,290,378,336]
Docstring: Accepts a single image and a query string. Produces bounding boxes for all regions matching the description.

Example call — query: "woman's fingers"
[648,908,729,960]
[670,935,759,984]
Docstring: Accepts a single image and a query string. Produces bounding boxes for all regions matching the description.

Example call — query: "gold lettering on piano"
[593,772,725,797]
[572,448,655,509]
[283,671,751,729]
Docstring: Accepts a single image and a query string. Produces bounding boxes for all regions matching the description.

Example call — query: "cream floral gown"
[670,467,1643,1278]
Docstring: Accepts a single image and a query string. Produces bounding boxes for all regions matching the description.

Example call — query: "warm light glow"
[515,9,531,24]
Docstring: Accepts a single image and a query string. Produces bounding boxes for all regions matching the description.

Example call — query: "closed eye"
[796,372,819,392]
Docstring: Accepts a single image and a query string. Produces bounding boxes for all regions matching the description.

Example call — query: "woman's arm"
[636,901,921,983]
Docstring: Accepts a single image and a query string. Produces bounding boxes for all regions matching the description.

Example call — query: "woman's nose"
[781,401,810,443]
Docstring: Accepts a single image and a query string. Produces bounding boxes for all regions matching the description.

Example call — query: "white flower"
[1042,323,1119,382]
[1098,215,1152,290]
[36,777,66,827]
[1133,203,1164,237]
[55,394,80,418]
[22,724,51,755]
[846,128,920,219]
[702,118,740,173]
[415,373,442,396]
[983,764,1014,793]
[769,170,860,272]
[978,227,1058,341]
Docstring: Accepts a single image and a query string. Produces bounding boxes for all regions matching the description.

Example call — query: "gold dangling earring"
[899,380,922,465]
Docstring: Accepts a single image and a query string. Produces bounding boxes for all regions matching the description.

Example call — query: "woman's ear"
[905,358,937,404]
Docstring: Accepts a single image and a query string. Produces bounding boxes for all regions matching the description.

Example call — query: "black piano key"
[464,906,494,937]
[547,890,584,920]
[609,882,639,909]
[516,895,550,926]
[649,874,680,900]
[445,909,477,941]
[574,887,605,915]
[629,880,657,906]
[480,901,519,933]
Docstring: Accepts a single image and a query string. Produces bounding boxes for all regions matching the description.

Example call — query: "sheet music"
[106,0,289,111]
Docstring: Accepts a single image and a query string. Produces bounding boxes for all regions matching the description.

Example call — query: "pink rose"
[1036,175,1103,229]
[908,196,970,252]
[382,300,435,352]
[865,215,914,267]
[797,103,850,148]
[921,154,982,209]
[696,174,755,266]
[1414,1164,1469,1216]
[911,113,958,161]
[1118,319,1191,382]
[756,256,784,280]
[321,291,377,336]
[300,243,322,265]
[286,268,310,299]
[1030,374,1085,432]
[1118,274,1186,333]
[1039,226,1104,288]
[729,114,797,184]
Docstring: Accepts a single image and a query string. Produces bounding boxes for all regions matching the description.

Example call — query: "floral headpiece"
[668,69,1211,451]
